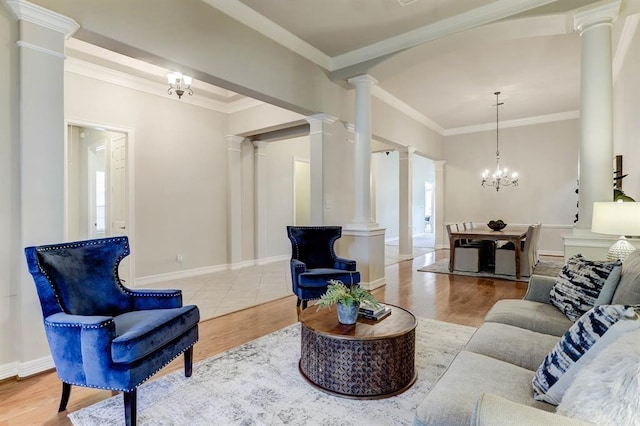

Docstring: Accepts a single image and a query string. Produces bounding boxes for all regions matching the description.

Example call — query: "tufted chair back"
[25,237,134,317]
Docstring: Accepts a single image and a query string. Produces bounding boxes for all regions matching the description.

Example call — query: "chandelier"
[481,91,519,191]
[167,72,193,99]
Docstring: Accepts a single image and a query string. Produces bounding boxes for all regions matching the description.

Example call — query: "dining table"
[448,225,530,279]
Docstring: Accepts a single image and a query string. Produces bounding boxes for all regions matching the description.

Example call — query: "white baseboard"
[361,276,386,291]
[135,264,229,286]
[0,355,54,380]
[135,255,290,286]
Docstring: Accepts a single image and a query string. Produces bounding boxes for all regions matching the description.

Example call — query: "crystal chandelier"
[481,91,519,191]
[167,72,193,99]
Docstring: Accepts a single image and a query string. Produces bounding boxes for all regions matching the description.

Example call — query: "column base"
[338,226,386,290]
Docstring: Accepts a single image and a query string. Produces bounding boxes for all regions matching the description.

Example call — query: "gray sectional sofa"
[414,250,640,425]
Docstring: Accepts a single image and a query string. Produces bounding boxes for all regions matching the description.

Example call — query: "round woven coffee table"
[298,304,417,399]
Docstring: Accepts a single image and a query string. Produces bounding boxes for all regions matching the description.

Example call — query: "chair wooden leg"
[58,382,71,412]
[123,388,137,426]
[184,346,194,377]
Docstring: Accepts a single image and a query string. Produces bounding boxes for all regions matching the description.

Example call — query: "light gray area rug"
[69,318,475,426]
[418,259,564,282]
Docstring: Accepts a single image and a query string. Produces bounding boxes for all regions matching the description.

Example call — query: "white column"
[5,0,79,374]
[253,141,268,264]
[574,0,620,230]
[342,74,385,290]
[398,147,415,259]
[226,135,244,269]
[347,74,378,227]
[434,161,446,248]
[306,114,337,225]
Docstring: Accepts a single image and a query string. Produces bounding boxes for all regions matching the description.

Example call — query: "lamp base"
[606,236,637,262]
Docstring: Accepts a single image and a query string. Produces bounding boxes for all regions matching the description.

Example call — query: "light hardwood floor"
[0,249,538,425]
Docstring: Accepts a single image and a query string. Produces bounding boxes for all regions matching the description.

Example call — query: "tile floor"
[133,234,436,322]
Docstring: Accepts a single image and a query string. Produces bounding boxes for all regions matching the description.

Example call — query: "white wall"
[375,151,435,242]
[614,23,640,201]
[66,72,229,277]
[443,119,580,254]
[264,136,310,258]
[0,4,19,375]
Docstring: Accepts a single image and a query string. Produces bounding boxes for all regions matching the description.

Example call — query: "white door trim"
[64,118,136,283]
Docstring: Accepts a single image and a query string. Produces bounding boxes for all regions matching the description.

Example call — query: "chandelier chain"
[481,91,519,191]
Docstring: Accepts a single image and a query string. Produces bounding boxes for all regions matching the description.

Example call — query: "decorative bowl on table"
[487,220,507,231]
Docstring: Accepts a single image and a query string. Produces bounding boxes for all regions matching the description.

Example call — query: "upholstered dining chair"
[24,236,200,426]
[286,226,361,311]
[446,224,482,272]
[494,223,541,277]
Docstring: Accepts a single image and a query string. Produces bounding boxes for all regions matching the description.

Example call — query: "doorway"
[66,124,132,280]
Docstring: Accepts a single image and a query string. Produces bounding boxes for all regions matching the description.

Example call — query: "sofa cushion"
[484,299,573,337]
[550,254,621,321]
[465,323,559,371]
[612,249,640,305]
[414,351,554,426]
[473,393,591,426]
[532,305,640,405]
[556,328,640,425]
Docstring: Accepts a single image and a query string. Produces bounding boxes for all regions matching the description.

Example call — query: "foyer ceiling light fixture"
[481,91,519,192]
[167,72,193,99]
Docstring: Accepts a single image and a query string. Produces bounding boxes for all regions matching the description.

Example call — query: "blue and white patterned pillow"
[532,304,640,404]
[550,254,622,321]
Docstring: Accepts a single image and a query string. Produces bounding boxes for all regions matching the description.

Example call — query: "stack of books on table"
[359,302,392,321]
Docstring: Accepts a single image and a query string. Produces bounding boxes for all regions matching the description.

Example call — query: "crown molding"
[444,110,579,136]
[65,57,262,114]
[3,0,79,38]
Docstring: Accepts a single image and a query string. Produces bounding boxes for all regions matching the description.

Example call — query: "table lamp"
[591,201,640,261]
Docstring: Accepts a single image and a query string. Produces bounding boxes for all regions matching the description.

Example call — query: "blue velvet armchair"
[286,226,360,311]
[24,236,200,426]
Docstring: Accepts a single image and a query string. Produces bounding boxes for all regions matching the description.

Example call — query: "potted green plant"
[316,279,380,325]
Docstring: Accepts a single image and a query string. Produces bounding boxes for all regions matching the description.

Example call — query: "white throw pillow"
[557,328,640,425]
[532,304,640,404]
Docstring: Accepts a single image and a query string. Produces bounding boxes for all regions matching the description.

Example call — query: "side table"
[299,304,417,399]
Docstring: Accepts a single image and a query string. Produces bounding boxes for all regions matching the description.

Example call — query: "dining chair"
[24,236,200,426]
[446,224,481,272]
[494,224,540,277]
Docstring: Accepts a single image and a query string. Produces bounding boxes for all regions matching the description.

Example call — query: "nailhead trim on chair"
[45,319,113,329]
[57,341,199,392]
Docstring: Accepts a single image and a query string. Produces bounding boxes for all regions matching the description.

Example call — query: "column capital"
[306,113,337,125]
[225,135,244,150]
[434,160,447,170]
[398,146,416,157]
[347,74,378,89]
[252,141,268,151]
[574,0,620,34]
[5,0,79,38]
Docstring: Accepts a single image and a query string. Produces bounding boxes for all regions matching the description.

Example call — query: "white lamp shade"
[592,202,640,236]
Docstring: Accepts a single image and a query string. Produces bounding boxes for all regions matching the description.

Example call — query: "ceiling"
[200,0,637,131]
